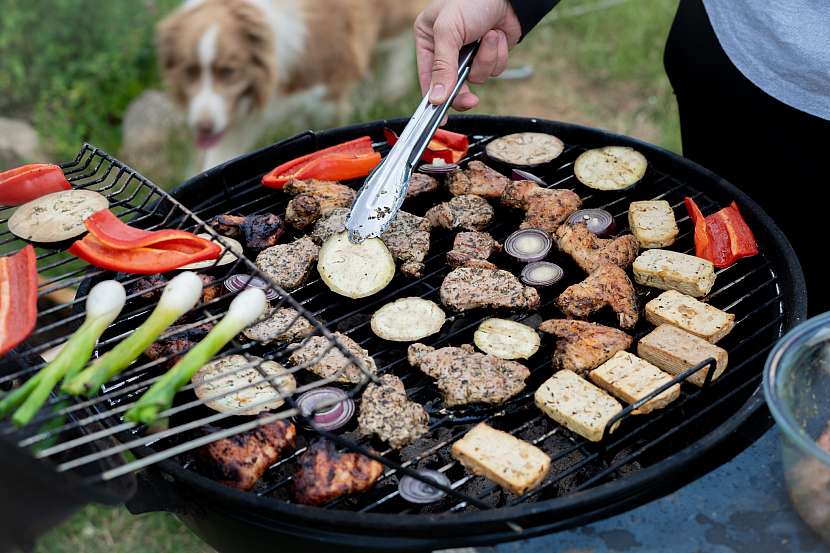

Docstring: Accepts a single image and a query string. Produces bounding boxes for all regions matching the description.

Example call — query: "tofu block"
[589,351,680,415]
[534,370,622,442]
[628,200,679,248]
[633,249,716,297]
[637,324,728,386]
[451,423,551,495]
[645,290,735,343]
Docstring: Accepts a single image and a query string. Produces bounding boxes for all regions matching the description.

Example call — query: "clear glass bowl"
[764,313,830,541]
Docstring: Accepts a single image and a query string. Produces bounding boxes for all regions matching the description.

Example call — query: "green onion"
[62,271,204,397]
[124,288,267,425]
[0,280,126,426]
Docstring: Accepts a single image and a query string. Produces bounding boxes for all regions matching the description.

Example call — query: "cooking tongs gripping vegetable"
[347,41,480,243]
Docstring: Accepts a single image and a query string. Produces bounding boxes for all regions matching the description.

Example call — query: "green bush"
[0,0,178,161]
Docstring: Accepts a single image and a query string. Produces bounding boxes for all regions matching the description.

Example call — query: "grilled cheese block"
[628,200,678,248]
[633,249,716,298]
[637,324,728,386]
[644,290,735,343]
[534,370,622,442]
[589,351,680,415]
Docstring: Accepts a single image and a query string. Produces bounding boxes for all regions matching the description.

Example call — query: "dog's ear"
[229,0,278,108]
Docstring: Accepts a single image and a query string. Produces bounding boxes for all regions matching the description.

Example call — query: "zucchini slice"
[574,146,647,191]
[9,189,108,243]
[371,297,446,342]
[474,318,540,360]
[486,132,565,167]
[318,232,395,298]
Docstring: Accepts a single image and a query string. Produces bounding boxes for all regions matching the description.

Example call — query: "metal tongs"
[346,42,480,243]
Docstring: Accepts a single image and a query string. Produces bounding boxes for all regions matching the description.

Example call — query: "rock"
[0,117,48,170]
[119,90,190,188]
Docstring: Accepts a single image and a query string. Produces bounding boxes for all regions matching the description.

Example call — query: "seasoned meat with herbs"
[311,208,432,278]
[501,180,582,234]
[446,231,501,269]
[448,160,510,199]
[292,439,383,506]
[440,267,540,312]
[406,172,439,199]
[198,420,296,491]
[358,374,429,449]
[208,213,284,251]
[144,322,214,368]
[255,237,319,291]
[538,319,632,374]
[556,223,639,273]
[127,274,223,303]
[288,332,377,383]
[408,343,529,406]
[557,264,639,329]
[244,306,314,344]
[283,179,355,229]
[425,194,494,231]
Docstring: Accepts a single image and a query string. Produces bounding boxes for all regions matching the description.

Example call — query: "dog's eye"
[215,66,237,81]
[185,65,200,81]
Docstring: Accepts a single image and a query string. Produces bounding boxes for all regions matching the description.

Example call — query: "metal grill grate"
[0,121,789,521]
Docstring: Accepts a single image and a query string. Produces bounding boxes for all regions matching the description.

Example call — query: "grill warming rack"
[0,131,784,522]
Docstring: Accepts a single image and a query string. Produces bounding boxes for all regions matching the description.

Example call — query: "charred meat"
[283,179,355,229]
[448,160,510,199]
[358,374,429,449]
[408,343,530,406]
[501,179,582,235]
[198,420,296,491]
[288,332,377,383]
[557,264,639,329]
[144,322,214,368]
[208,213,284,251]
[292,439,384,506]
[255,237,320,291]
[425,194,494,231]
[243,307,315,344]
[446,231,501,269]
[406,172,439,199]
[538,319,632,374]
[126,274,223,304]
[440,267,540,312]
[556,223,639,273]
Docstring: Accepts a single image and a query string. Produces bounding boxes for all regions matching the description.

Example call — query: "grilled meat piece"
[440,267,540,312]
[310,208,432,278]
[126,274,223,304]
[358,374,429,449]
[425,194,494,231]
[555,223,639,273]
[208,213,284,251]
[557,264,639,329]
[284,179,355,230]
[446,231,501,269]
[255,237,320,291]
[408,343,530,406]
[288,332,377,383]
[198,420,296,491]
[292,439,384,506]
[538,319,632,374]
[406,172,439,199]
[501,180,582,234]
[448,160,510,199]
[144,322,215,368]
[243,307,315,344]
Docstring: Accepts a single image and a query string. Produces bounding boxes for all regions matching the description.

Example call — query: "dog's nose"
[196,119,215,136]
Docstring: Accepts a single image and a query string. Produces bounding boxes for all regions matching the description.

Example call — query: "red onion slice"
[566,209,617,238]
[511,169,547,187]
[419,162,459,175]
[504,229,552,263]
[521,262,564,287]
[398,469,450,504]
[224,274,280,301]
[296,387,355,431]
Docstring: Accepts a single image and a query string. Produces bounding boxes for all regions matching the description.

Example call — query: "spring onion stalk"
[124,288,267,425]
[62,272,204,397]
[0,280,126,426]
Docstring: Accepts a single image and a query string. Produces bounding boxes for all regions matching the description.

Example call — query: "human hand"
[415,0,522,111]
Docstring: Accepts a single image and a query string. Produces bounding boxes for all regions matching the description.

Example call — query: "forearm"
[509,0,563,38]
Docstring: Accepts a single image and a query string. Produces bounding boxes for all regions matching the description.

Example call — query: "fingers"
[468,30,501,84]
[428,16,464,104]
[452,85,479,111]
[492,30,510,77]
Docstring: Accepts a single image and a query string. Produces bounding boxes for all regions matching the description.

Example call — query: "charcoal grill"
[0,115,806,552]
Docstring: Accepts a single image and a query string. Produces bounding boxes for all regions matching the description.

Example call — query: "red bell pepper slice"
[68,234,222,274]
[0,245,38,356]
[0,164,71,206]
[684,197,759,268]
[384,128,469,164]
[83,209,219,251]
[261,136,380,188]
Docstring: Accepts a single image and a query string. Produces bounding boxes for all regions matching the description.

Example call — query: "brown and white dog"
[158,0,425,171]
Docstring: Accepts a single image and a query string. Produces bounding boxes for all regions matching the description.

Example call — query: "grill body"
[120,115,805,551]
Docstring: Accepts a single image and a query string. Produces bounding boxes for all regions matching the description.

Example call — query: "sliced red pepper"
[84,209,219,251]
[684,197,759,268]
[291,152,381,183]
[68,234,221,274]
[384,128,469,164]
[0,164,71,206]
[262,136,379,188]
[0,245,38,356]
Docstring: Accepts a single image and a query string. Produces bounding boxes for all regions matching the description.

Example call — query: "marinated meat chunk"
[538,319,632,374]
[284,179,355,230]
[556,223,639,273]
[198,420,296,491]
[288,332,377,383]
[255,237,320,291]
[144,322,214,368]
[208,213,284,251]
[425,194,494,231]
[358,374,429,449]
[501,180,582,234]
[292,440,383,506]
[446,231,501,269]
[557,264,639,329]
[448,160,510,199]
[440,267,540,312]
[408,343,529,406]
[310,207,350,244]
[126,274,223,303]
[243,307,315,344]
[406,172,439,199]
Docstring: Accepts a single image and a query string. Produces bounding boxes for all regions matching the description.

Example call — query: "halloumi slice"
[628,200,679,248]
[637,324,728,386]
[534,370,622,442]
[589,351,680,414]
[633,249,716,297]
[644,290,735,343]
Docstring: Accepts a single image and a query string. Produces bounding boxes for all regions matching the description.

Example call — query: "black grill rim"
[142,115,805,541]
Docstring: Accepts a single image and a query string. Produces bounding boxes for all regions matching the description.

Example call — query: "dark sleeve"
[509,0,562,39]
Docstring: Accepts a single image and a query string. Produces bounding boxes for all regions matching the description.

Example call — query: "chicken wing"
[501,180,582,235]
[538,319,632,374]
[292,440,383,506]
[283,179,355,230]
[440,267,540,312]
[288,332,377,384]
[448,160,510,199]
[425,194,494,231]
[555,223,639,273]
[556,264,639,329]
[446,231,501,269]
[358,374,429,449]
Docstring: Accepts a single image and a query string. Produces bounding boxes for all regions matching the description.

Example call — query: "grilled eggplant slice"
[485,132,564,167]
[371,297,446,342]
[9,189,108,243]
[318,232,394,299]
[574,146,647,191]
[474,318,540,360]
